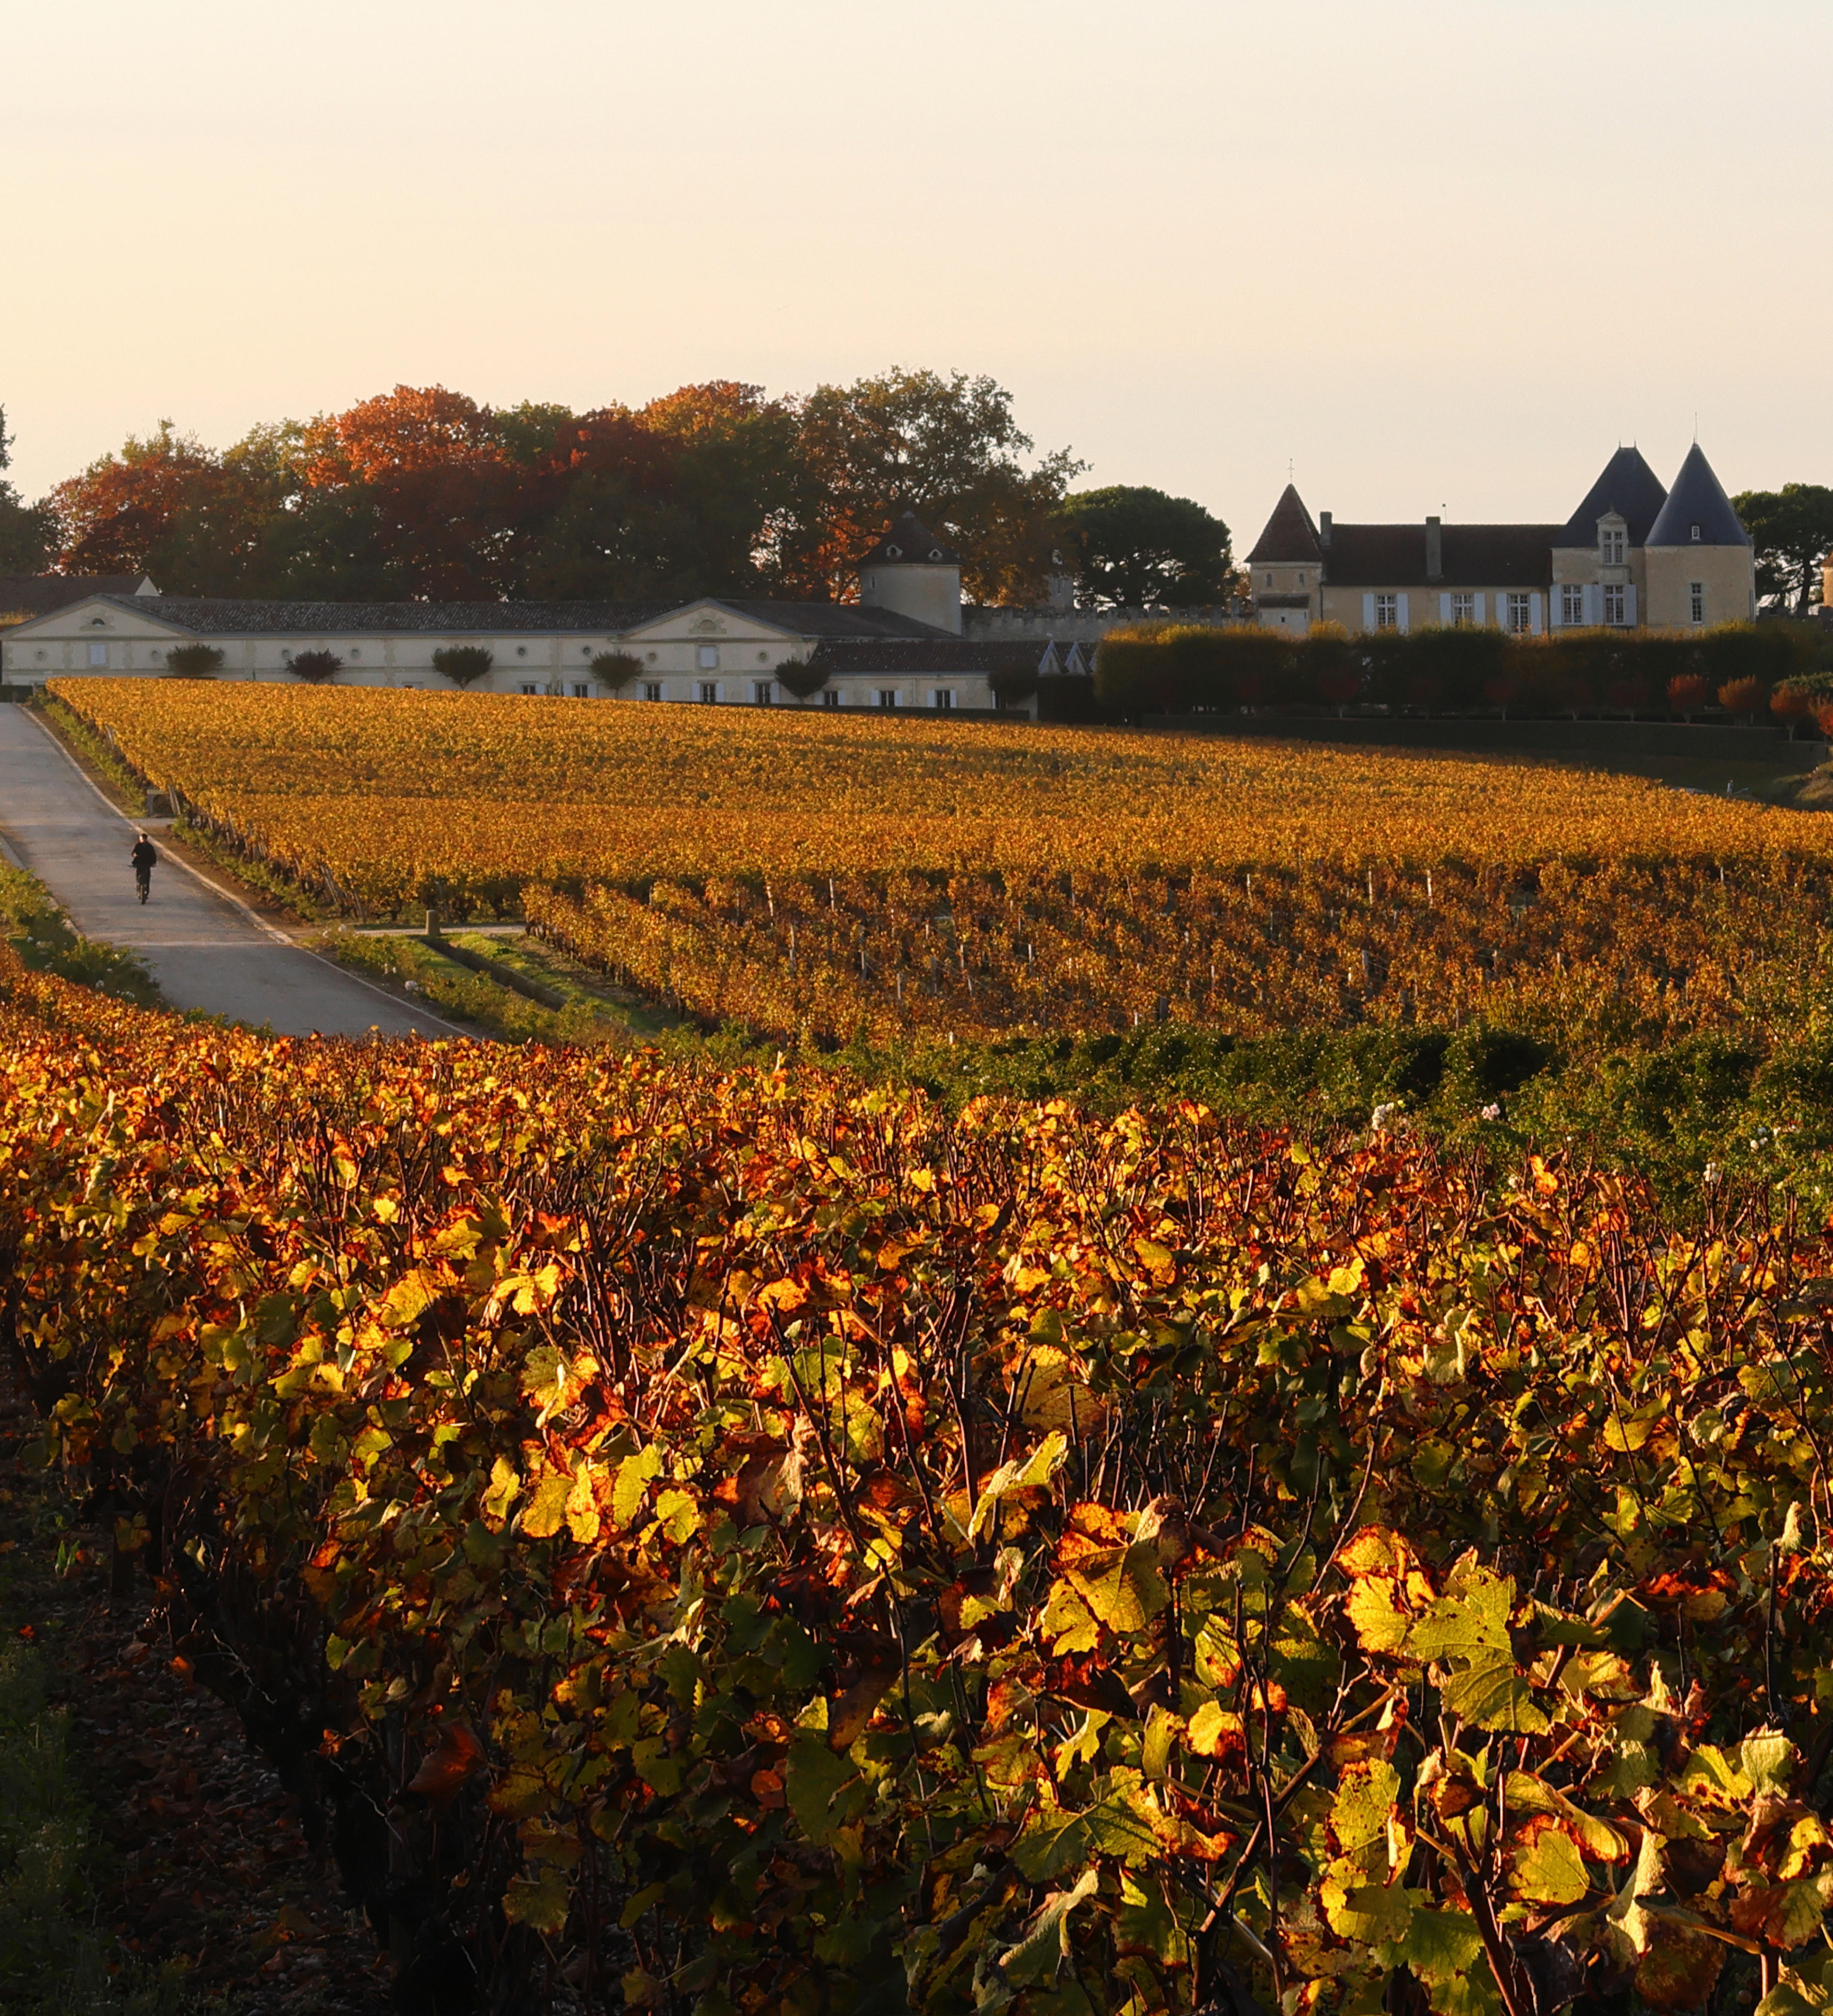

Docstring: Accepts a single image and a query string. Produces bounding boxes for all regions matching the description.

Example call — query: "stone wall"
[961,603,1244,643]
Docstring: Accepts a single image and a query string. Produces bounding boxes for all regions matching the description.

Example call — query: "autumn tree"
[1058,485,1235,608]
[777,368,1083,605]
[36,371,1091,606]
[48,421,225,578]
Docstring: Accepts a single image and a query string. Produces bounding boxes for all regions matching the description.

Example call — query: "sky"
[3,0,1829,552]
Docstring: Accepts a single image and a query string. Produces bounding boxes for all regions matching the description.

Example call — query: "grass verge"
[37,698,150,815]
[0,860,161,1007]
[321,930,627,1044]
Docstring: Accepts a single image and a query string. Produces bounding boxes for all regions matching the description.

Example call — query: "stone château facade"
[1246,445,1756,638]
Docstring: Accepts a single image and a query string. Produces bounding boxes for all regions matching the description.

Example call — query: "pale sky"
[4,0,1828,553]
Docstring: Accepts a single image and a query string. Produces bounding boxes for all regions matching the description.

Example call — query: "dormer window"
[884,545,902,560]
[1690,523,1701,541]
[1601,526,1625,565]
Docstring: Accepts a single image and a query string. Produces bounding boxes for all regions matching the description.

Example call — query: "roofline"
[3,595,197,639]
[621,597,810,644]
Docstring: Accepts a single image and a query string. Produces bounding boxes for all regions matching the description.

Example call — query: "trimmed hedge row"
[1092,621,1811,719]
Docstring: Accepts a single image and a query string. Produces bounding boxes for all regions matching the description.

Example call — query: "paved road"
[0,706,461,1037]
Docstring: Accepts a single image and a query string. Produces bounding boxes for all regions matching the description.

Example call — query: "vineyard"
[523,856,1833,1048]
[5,942,1833,2016]
[47,679,1833,1058]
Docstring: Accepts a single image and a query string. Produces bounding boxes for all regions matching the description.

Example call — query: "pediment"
[3,596,194,639]
[622,599,807,645]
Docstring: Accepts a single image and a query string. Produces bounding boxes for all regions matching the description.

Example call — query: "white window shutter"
[1625,583,1638,626]
[1362,593,1375,632]
[1582,584,1599,626]
[1530,592,1543,633]
[1397,593,1410,634]
[1439,593,1452,623]
[1474,594,1487,625]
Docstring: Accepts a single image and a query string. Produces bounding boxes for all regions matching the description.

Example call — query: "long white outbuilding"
[0,515,1089,713]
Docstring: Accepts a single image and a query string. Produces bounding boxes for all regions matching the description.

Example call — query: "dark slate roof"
[0,575,148,617]
[857,511,962,567]
[68,594,682,636]
[1321,525,1558,589]
[1246,485,1323,565]
[719,600,956,640]
[48,593,956,642]
[1647,444,1750,547]
[806,638,1053,674]
[1557,447,1668,547]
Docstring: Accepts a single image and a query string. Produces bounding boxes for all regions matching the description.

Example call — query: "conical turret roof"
[858,510,961,567]
[1647,444,1749,547]
[1558,447,1668,547]
[1246,484,1323,565]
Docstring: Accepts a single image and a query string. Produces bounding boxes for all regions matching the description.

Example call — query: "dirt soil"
[2,1380,391,2014]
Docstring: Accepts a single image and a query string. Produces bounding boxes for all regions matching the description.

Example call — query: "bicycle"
[135,867,151,904]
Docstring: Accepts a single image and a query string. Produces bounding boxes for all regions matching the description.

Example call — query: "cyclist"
[130,831,157,904]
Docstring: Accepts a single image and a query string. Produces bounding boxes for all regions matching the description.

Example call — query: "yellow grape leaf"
[1043,1577,1100,1654]
[1329,1759,1402,1858]
[967,1429,1067,1540]
[1064,1539,1169,1635]
[1187,1699,1244,1758]
[564,1466,600,1546]
[612,1445,663,1528]
[1510,1821,1590,1906]
[520,1468,572,1540]
[378,1269,436,1330]
[1407,1570,1514,1660]
[1338,1525,1410,1577]
[482,1454,519,1526]
[1741,1733,1797,1795]
[1347,1577,1415,1654]
[1322,1865,1416,1945]
[1440,1655,1549,1734]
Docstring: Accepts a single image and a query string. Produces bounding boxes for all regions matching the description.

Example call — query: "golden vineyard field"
[53,678,1833,1043]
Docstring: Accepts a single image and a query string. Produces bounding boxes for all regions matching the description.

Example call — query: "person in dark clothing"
[130,832,157,903]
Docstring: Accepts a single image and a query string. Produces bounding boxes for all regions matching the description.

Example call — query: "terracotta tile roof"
[1246,486,1323,565]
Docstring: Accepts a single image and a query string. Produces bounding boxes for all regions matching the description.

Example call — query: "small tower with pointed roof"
[1549,446,1668,630]
[1246,484,1324,633]
[857,510,963,636]
[1642,444,1756,629]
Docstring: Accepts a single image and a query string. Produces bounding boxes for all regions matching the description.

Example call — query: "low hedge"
[1094,621,1802,718]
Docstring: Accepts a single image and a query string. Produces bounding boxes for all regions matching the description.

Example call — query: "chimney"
[1425,515,1443,581]
[1318,511,1332,550]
